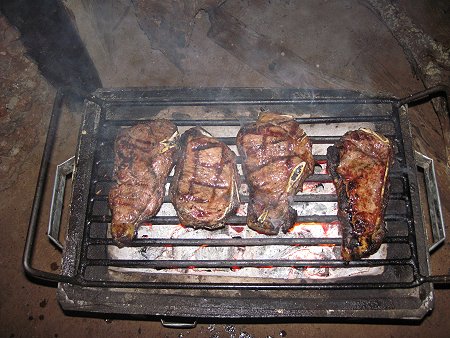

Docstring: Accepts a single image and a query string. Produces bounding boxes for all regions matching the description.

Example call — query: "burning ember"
[109,221,387,280]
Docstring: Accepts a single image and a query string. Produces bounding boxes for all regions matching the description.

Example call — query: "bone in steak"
[327,128,394,261]
[169,127,240,229]
[236,113,314,234]
[108,120,179,245]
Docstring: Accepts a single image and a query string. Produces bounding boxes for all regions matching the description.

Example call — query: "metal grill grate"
[61,88,426,290]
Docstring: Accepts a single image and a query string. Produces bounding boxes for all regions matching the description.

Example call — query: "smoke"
[7,0,436,97]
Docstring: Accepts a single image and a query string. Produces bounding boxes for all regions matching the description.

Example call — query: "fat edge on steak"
[327,128,394,261]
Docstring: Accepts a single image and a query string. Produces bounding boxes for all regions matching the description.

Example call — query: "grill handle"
[414,151,445,252]
[398,84,448,106]
[23,90,76,284]
[48,156,75,250]
[414,152,449,286]
[23,88,102,285]
[401,85,449,286]
[399,84,449,169]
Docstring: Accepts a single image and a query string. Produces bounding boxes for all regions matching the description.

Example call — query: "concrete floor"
[1,0,449,337]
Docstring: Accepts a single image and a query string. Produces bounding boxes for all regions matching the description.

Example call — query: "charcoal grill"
[24,86,449,321]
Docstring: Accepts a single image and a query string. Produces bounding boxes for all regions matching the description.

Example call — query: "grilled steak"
[236,113,314,234]
[327,128,394,261]
[169,127,240,229]
[109,120,179,245]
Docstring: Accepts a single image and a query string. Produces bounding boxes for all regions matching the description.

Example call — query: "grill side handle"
[22,89,73,283]
[399,85,450,286]
[414,151,445,252]
[23,89,90,285]
[414,150,449,286]
[48,157,75,250]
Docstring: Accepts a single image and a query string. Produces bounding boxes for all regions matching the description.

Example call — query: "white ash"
[108,221,386,279]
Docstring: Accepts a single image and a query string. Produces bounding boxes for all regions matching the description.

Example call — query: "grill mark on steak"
[189,179,229,189]
[177,194,209,204]
[116,139,158,156]
[236,112,314,235]
[211,146,225,198]
[193,142,222,151]
[327,128,394,261]
[184,139,227,201]
[169,127,240,229]
[246,155,301,171]
[108,120,179,246]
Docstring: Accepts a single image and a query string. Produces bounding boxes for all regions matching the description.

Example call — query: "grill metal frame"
[24,86,449,319]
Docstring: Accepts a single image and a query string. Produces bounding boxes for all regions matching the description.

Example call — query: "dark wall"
[1,0,102,103]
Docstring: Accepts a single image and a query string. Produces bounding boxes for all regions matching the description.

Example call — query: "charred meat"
[109,120,179,245]
[236,113,314,234]
[327,128,394,261]
[170,127,240,229]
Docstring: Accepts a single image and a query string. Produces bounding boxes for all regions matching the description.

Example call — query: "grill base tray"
[57,87,435,319]
[58,283,433,320]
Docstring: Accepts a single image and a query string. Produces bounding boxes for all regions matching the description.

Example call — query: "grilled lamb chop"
[170,127,240,229]
[109,120,179,245]
[236,113,314,234]
[327,128,394,261]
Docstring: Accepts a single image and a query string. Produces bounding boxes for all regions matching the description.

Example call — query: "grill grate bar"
[85,258,412,269]
[89,214,408,225]
[71,279,422,290]
[89,215,341,224]
[87,235,409,247]
[98,132,397,147]
[102,115,395,127]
